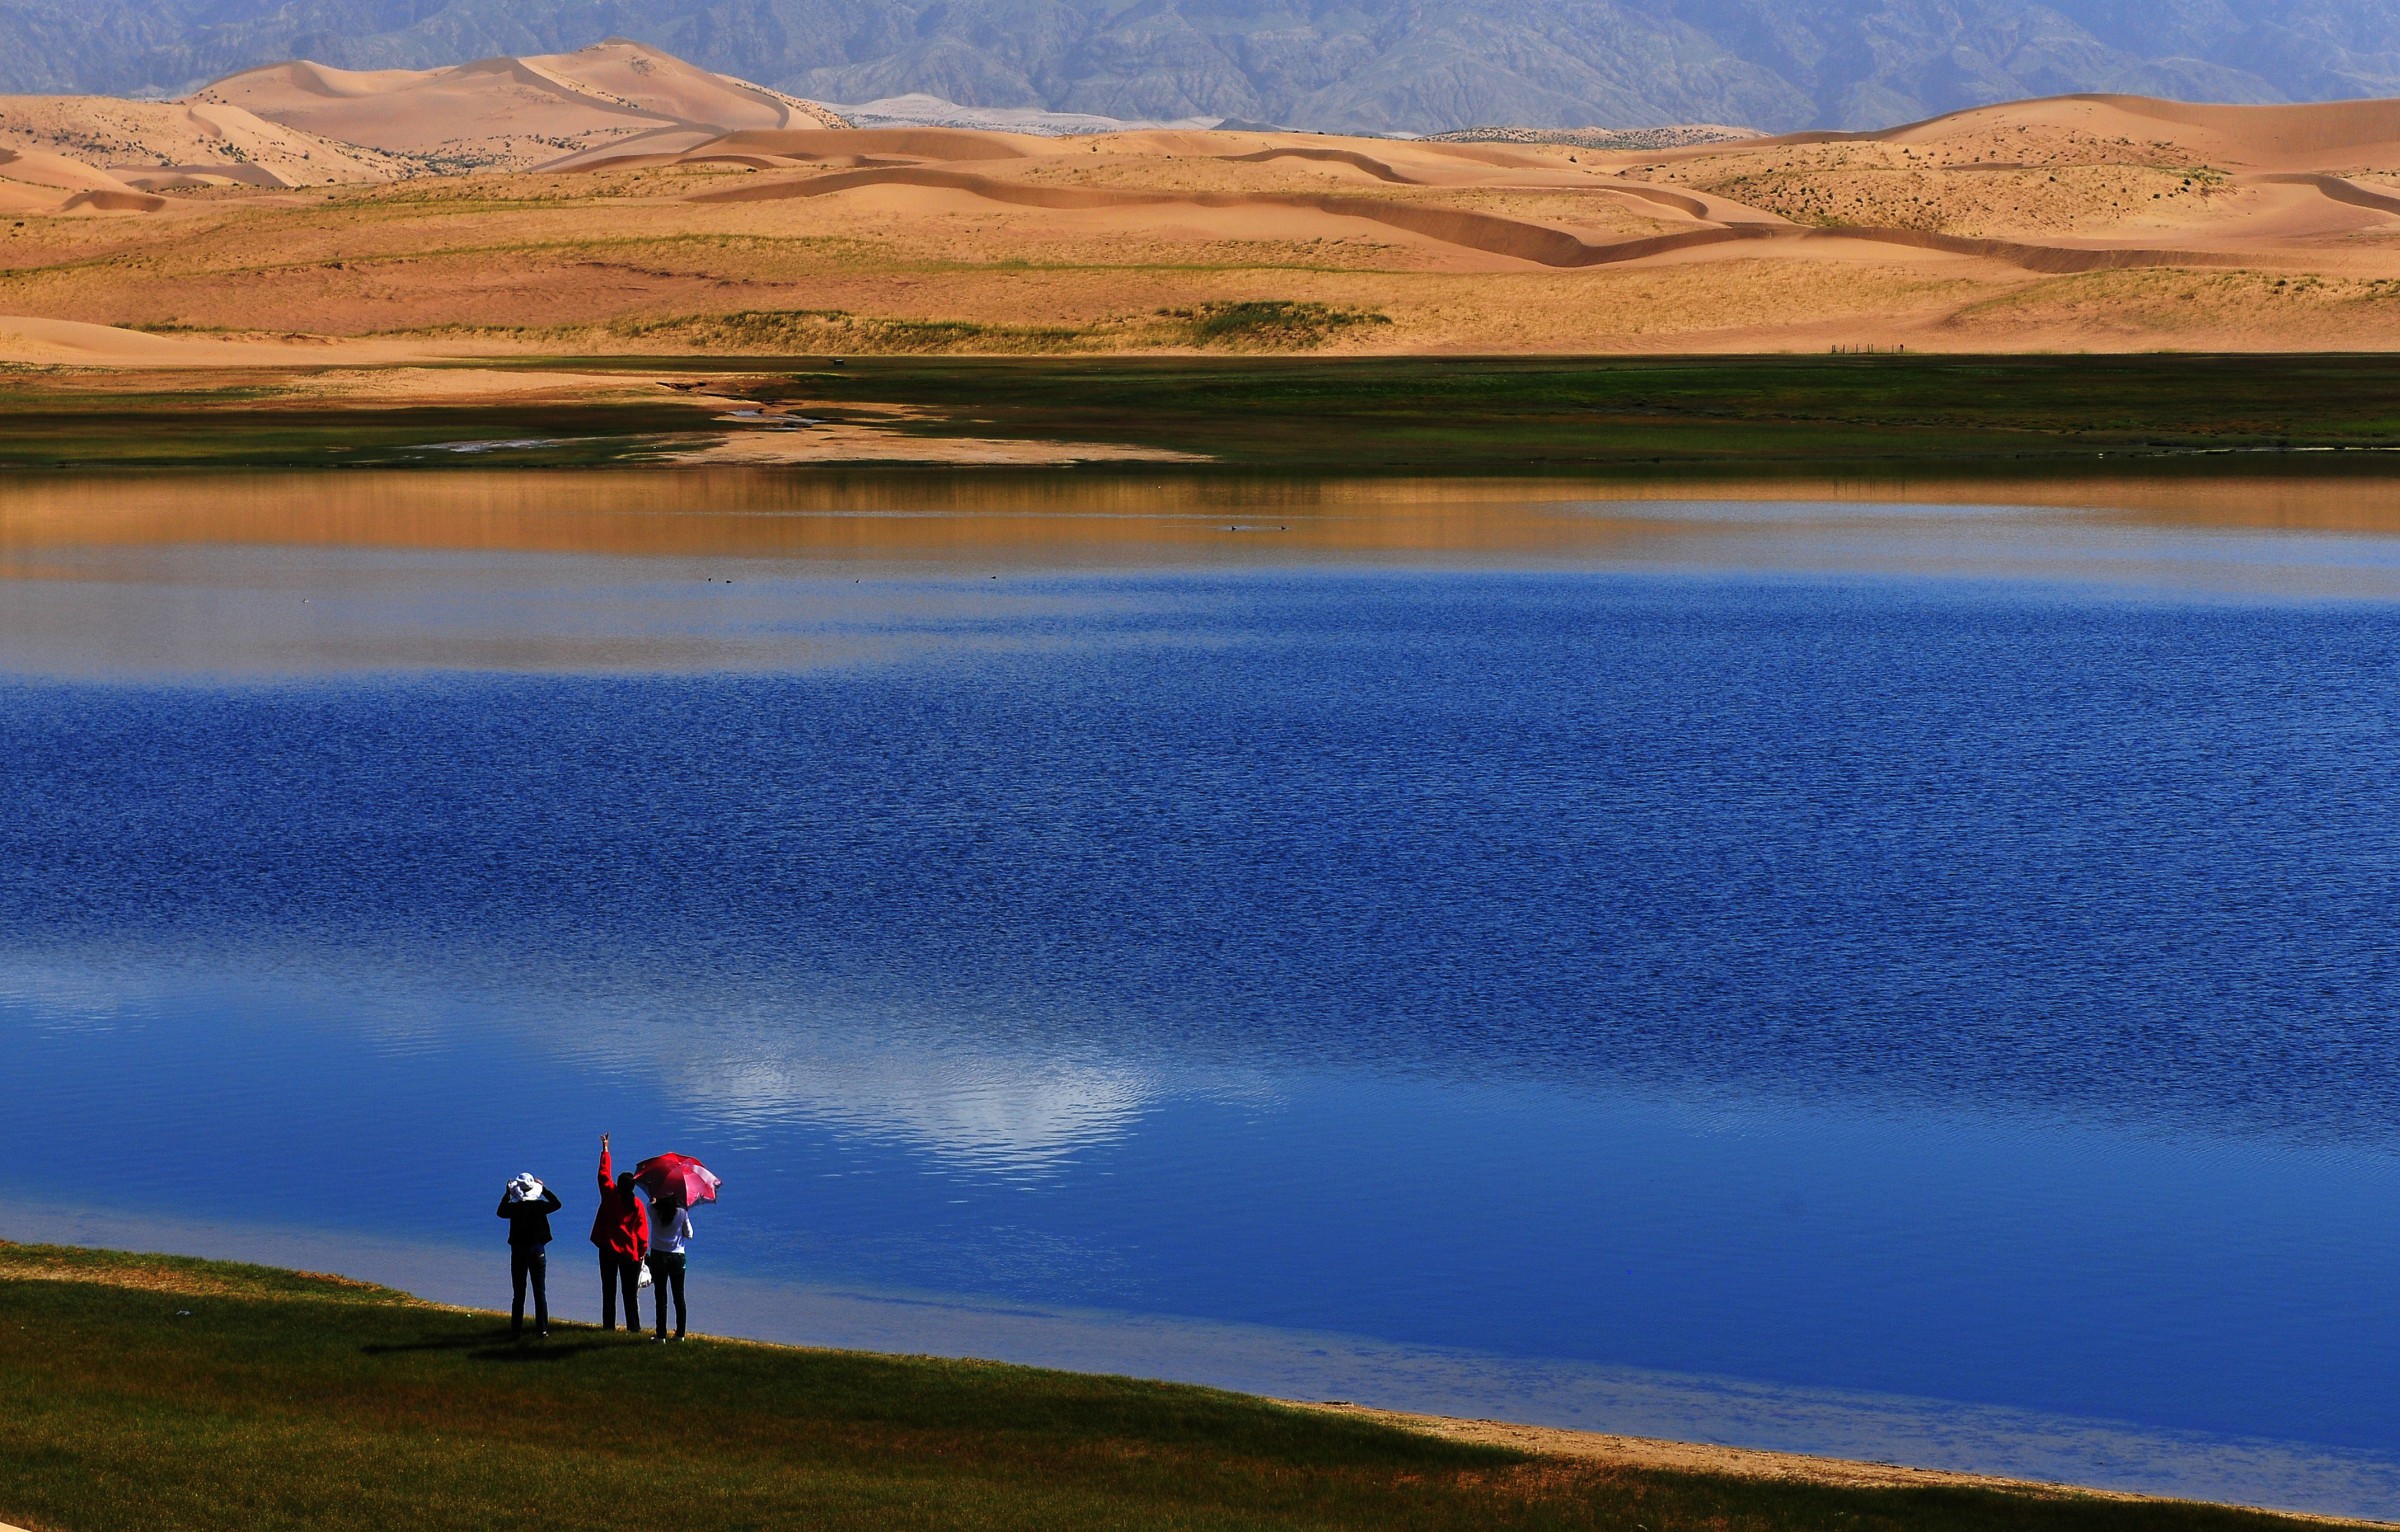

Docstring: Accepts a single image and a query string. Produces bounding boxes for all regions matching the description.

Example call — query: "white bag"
[636,1260,654,1290]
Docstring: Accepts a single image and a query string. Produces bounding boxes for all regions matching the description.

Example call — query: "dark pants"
[649,1251,687,1338]
[509,1247,548,1334]
[599,1252,641,1330]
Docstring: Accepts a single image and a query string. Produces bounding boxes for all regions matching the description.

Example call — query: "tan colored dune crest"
[193,39,846,173]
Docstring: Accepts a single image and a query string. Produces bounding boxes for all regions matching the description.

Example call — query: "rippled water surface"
[5,472,2399,1516]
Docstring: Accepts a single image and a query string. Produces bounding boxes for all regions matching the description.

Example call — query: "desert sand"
[9,48,2400,355]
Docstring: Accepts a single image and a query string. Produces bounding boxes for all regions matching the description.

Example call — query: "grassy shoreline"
[0,1242,2373,1532]
[10,354,2400,474]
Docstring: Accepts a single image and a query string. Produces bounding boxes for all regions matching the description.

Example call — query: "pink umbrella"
[633,1153,721,1207]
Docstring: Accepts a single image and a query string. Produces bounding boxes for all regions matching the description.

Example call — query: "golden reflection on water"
[0,470,1771,567]
[10,468,2400,676]
[8,469,2400,570]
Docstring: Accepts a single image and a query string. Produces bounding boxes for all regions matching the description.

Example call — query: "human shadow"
[362,1326,646,1362]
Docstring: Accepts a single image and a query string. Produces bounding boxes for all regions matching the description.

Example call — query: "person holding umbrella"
[495,1172,562,1339]
[633,1153,720,1343]
[590,1134,649,1332]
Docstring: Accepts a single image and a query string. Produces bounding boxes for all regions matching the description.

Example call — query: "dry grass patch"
[596,298,1394,354]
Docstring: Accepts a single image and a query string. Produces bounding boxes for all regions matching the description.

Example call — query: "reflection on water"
[668,1017,1172,1174]
[13,466,2400,565]
[16,472,2400,678]
[16,467,2400,557]
[6,471,2400,1516]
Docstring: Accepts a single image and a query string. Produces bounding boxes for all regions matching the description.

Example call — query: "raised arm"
[539,1186,562,1214]
[597,1133,612,1193]
[495,1195,514,1219]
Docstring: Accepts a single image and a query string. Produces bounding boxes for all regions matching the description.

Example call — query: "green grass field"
[8,353,2400,473]
[0,1244,2352,1532]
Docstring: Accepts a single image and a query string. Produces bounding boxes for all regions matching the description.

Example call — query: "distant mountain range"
[11,0,2400,134]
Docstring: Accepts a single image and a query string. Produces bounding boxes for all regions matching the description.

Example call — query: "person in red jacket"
[590,1133,649,1331]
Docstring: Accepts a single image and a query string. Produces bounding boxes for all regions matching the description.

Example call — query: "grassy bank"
[773,352,2400,472]
[0,389,722,470]
[0,1243,2352,1532]
[9,353,2400,473]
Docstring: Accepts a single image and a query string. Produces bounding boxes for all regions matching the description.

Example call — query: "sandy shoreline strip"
[1288,1403,2399,1527]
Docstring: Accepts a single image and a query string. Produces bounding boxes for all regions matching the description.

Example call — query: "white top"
[653,1205,694,1255]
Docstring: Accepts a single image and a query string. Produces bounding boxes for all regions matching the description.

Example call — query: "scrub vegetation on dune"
[607,307,1091,355]
[592,299,1392,354]
[1164,299,1394,348]
[0,1244,2352,1532]
[1681,155,2236,237]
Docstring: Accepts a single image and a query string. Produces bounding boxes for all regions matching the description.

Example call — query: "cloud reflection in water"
[654,1022,1168,1177]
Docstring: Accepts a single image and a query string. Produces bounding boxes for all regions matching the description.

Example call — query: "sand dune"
[2254,172,2400,217]
[641,124,2285,277]
[1800,94,2400,174]
[684,162,1677,261]
[0,314,261,362]
[0,315,457,364]
[0,96,407,209]
[0,146,128,194]
[0,149,161,215]
[1597,90,2400,261]
[1215,147,1412,183]
[16,55,2400,352]
[195,39,845,173]
[555,125,1028,173]
[692,161,2266,273]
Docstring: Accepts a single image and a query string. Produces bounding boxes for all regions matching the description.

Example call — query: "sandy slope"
[195,40,846,172]
[0,98,407,213]
[0,315,454,364]
[1777,93,2400,174]
[16,64,2400,351]
[0,146,126,194]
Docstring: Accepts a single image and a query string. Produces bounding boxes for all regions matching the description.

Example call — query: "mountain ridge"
[11,0,2400,134]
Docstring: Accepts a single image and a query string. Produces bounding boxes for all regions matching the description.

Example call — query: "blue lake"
[4,473,2398,1516]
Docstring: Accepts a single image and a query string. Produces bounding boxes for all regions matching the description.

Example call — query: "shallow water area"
[5,469,2400,1518]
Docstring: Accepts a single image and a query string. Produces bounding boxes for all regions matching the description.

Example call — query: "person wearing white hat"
[496,1172,563,1338]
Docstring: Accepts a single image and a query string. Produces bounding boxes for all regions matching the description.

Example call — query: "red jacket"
[590,1147,649,1261]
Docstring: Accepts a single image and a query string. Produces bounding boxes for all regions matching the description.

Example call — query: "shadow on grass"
[362,1326,645,1362]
